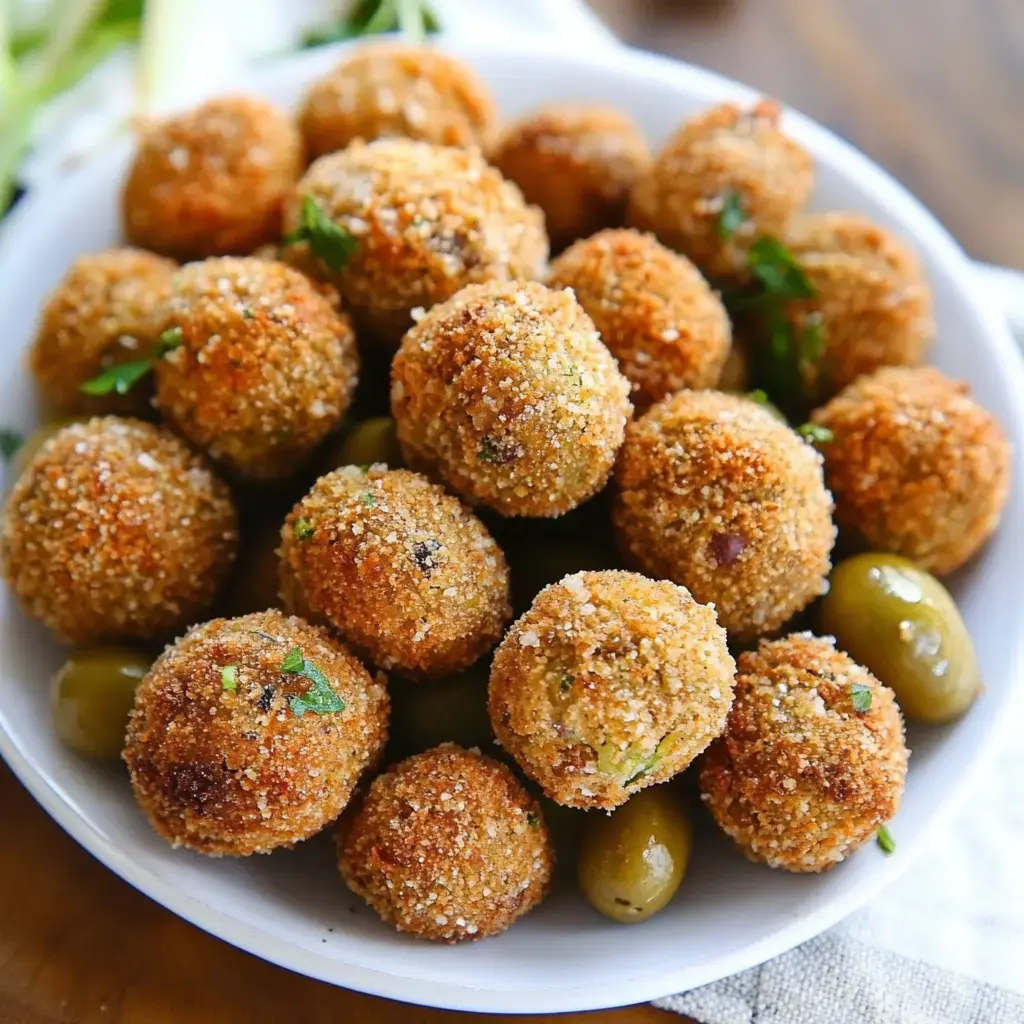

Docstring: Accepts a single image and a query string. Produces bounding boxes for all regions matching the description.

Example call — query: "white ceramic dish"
[1,37,1022,1016]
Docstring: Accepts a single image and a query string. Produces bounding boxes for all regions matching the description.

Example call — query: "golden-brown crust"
[391,280,632,517]
[124,610,389,856]
[629,99,813,278]
[29,248,177,416]
[123,96,303,260]
[489,570,735,809]
[1,417,238,644]
[299,44,498,159]
[613,390,835,639]
[283,139,548,346]
[699,633,908,872]
[811,366,1011,574]
[280,466,511,679]
[491,104,649,250]
[339,744,553,942]
[549,228,731,408]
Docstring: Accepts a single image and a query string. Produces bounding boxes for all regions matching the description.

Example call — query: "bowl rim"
[1,34,1023,1015]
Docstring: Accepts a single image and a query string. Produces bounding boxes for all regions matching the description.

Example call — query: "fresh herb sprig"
[80,325,183,397]
[849,682,872,712]
[221,665,238,691]
[876,825,896,855]
[300,0,441,48]
[284,196,359,272]
[280,647,345,717]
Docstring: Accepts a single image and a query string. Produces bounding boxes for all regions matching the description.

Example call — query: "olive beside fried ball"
[785,213,935,396]
[153,257,358,481]
[614,390,835,639]
[629,99,814,278]
[299,44,498,159]
[391,280,632,518]
[284,139,548,345]
[339,744,553,942]
[280,466,510,679]
[699,633,908,872]
[811,366,1011,575]
[124,610,388,856]
[489,570,735,810]
[491,105,649,250]
[1,418,238,644]
[123,96,303,260]
[549,229,731,408]
[29,249,176,416]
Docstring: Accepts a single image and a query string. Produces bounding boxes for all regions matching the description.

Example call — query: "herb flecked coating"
[299,43,498,159]
[29,248,177,416]
[489,570,735,810]
[339,744,553,942]
[1,417,237,644]
[123,96,303,260]
[280,465,511,679]
[153,257,358,482]
[283,138,548,345]
[629,99,814,278]
[811,366,1011,575]
[391,280,632,517]
[614,390,835,640]
[124,609,389,857]
[699,633,908,872]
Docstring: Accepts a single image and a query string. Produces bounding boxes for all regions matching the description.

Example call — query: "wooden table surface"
[3,2,1023,1023]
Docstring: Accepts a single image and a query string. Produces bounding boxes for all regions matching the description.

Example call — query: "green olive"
[220,530,282,617]
[578,786,692,924]
[51,648,153,758]
[11,416,88,479]
[326,417,402,470]
[820,553,980,724]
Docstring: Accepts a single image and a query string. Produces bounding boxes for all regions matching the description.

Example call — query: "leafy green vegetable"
[850,682,872,712]
[300,0,441,48]
[876,825,896,855]
[748,237,816,300]
[284,196,359,272]
[716,189,747,241]
[221,665,238,691]
[0,427,24,461]
[294,518,315,541]
[281,647,304,673]
[280,648,345,717]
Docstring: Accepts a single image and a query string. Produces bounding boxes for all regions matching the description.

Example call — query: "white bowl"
[1,37,1022,1016]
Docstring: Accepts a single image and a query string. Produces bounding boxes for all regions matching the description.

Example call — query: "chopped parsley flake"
[479,440,499,463]
[280,647,345,716]
[716,189,748,241]
[0,428,24,462]
[156,326,184,356]
[359,491,377,507]
[284,195,359,271]
[241,306,256,320]
[797,422,835,445]
[80,359,155,396]
[294,518,315,541]
[560,675,573,693]
[876,825,896,855]
[850,682,872,712]
[748,237,816,300]
[221,665,238,691]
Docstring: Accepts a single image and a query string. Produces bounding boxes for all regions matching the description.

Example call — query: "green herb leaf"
[850,682,872,712]
[479,440,499,463]
[280,648,304,673]
[221,665,238,691]
[284,196,359,271]
[747,389,769,406]
[876,825,896,855]
[281,649,346,717]
[748,237,816,300]
[242,306,256,320]
[359,491,377,507]
[560,675,573,693]
[797,422,834,445]
[0,428,24,462]
[294,518,315,541]
[156,326,184,357]
[80,359,154,396]
[716,189,748,241]
[299,0,441,48]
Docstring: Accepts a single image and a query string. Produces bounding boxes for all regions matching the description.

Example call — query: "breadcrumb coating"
[491,104,649,250]
[699,633,908,872]
[299,44,497,158]
[489,570,735,809]
[549,229,731,408]
[1,417,237,643]
[811,366,1011,575]
[339,744,553,942]
[123,95,303,260]
[614,390,834,639]
[153,257,358,481]
[124,610,388,856]
[629,99,813,278]
[785,213,935,396]
[280,466,510,679]
[391,280,632,517]
[284,139,548,345]
[29,248,176,416]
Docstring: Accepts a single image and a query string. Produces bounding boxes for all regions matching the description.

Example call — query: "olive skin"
[51,648,153,758]
[331,417,402,470]
[820,553,980,724]
[578,786,692,923]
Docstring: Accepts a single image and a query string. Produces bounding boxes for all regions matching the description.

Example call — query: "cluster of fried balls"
[1,42,1012,944]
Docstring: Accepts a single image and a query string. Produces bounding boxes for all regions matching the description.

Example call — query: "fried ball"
[490,104,649,250]
[153,257,358,481]
[549,229,731,408]
[123,96,303,260]
[614,391,834,639]
[1,418,237,644]
[811,366,1010,575]
[280,466,510,679]
[124,610,388,856]
[29,248,176,416]
[629,99,813,278]
[283,139,548,345]
[391,280,631,517]
[785,213,935,396]
[339,744,553,942]
[699,633,908,872]
[489,570,735,810]
[299,44,497,159]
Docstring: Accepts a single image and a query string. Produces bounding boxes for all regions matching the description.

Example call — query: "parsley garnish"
[748,237,815,299]
[797,423,834,445]
[360,491,377,508]
[221,665,238,691]
[850,682,872,712]
[300,0,441,48]
[80,325,184,396]
[241,306,256,320]
[560,675,573,693]
[747,389,769,406]
[876,825,896,855]
[0,428,24,462]
[156,326,184,355]
[280,648,345,717]
[716,189,748,241]
[284,195,359,272]
[479,440,499,463]
[294,518,315,541]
